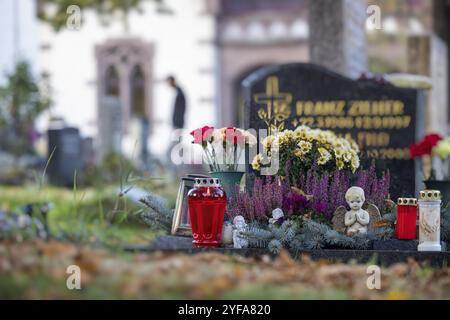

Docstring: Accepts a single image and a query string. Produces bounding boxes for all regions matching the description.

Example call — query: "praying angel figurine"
[344,187,370,235]
[332,186,381,236]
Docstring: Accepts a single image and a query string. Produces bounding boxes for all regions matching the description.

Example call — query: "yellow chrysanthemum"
[343,151,353,162]
[334,148,344,159]
[433,137,450,160]
[351,157,360,173]
[298,140,312,153]
[336,159,345,170]
[278,130,294,146]
[262,135,276,151]
[251,154,263,171]
[318,147,332,165]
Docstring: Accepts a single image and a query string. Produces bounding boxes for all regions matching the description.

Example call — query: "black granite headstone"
[243,63,426,198]
[47,127,82,187]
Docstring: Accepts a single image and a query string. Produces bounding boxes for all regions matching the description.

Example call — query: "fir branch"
[139,193,174,231]
[240,225,274,248]
[268,239,283,254]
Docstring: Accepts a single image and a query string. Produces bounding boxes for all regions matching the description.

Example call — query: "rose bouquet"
[190,126,257,198]
[190,126,256,172]
[409,133,449,180]
[251,126,360,182]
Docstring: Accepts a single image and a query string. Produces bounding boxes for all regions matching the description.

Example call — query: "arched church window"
[105,65,120,96]
[130,65,146,118]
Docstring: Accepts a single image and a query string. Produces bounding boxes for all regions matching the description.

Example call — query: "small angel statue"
[332,186,381,236]
[269,208,284,225]
[232,215,248,248]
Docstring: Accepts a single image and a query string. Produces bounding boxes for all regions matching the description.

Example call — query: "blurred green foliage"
[37,0,171,32]
[0,61,52,156]
[0,185,159,248]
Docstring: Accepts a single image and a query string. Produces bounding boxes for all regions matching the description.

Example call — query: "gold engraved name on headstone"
[253,76,292,134]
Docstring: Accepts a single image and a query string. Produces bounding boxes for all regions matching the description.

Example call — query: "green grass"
[0,185,169,248]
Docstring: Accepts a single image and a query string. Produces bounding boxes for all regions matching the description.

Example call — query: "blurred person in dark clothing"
[166,75,186,129]
[166,75,187,179]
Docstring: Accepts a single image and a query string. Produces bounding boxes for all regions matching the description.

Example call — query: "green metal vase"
[209,171,244,201]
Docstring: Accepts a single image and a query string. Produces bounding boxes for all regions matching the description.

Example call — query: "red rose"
[190,126,214,145]
[223,127,245,145]
[410,133,443,159]
[423,133,442,151]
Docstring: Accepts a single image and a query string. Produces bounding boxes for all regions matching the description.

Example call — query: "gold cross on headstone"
[253,76,292,134]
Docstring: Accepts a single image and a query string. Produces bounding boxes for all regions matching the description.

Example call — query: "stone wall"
[308,0,368,78]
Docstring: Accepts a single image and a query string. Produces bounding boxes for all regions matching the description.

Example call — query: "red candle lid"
[397,198,417,205]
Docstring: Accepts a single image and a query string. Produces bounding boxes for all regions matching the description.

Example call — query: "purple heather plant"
[227,176,287,222]
[293,164,390,220]
[228,164,390,223]
[355,164,390,211]
[282,191,309,216]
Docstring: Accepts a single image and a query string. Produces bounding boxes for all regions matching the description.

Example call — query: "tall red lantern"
[396,198,417,240]
[188,178,227,247]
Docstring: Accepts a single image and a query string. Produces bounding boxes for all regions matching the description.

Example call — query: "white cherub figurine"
[232,215,248,249]
[269,208,284,225]
[344,186,370,236]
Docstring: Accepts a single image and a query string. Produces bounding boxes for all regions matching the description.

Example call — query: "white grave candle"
[418,190,442,252]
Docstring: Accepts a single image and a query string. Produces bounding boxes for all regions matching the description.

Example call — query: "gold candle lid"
[397,198,417,205]
[419,190,441,201]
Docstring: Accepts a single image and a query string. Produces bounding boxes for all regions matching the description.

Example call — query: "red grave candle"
[188,178,227,247]
[396,198,418,240]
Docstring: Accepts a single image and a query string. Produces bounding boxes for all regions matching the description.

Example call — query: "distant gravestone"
[99,96,122,160]
[47,127,82,187]
[243,63,426,198]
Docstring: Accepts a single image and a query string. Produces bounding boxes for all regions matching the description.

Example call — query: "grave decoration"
[226,128,397,253]
[139,63,450,254]
[410,134,450,201]
[243,63,427,199]
[251,126,360,182]
[221,222,233,245]
[187,178,227,248]
[139,167,450,253]
[232,216,248,249]
[332,186,381,236]
[190,126,256,199]
[418,190,442,252]
[171,174,210,236]
[396,198,418,240]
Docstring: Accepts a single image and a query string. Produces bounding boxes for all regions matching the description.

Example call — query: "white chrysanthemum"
[343,151,353,162]
[294,126,310,140]
[262,135,276,151]
[278,130,294,145]
[298,140,312,153]
[251,154,263,171]
[318,147,332,165]
[334,148,344,159]
[351,157,360,173]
